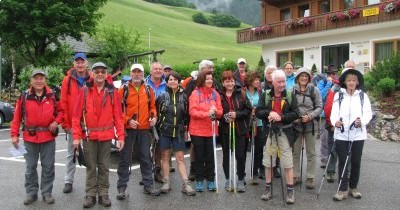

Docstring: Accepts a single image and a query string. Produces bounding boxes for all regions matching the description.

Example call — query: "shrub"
[17,66,65,91]
[192,13,208,25]
[370,53,400,89]
[377,77,396,96]
[363,73,374,91]
[209,14,241,28]
[144,0,196,9]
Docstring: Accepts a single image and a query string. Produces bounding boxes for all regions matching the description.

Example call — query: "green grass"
[99,0,260,68]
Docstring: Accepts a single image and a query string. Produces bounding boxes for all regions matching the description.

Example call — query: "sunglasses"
[94,70,107,74]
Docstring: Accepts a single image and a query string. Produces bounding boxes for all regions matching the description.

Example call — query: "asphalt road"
[0,127,399,210]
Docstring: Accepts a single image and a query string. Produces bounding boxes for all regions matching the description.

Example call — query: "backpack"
[20,89,57,126]
[122,83,152,112]
[312,73,327,87]
[264,89,293,110]
[292,85,316,109]
[338,90,365,115]
[196,89,217,103]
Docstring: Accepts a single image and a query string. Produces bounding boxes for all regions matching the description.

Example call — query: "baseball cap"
[74,52,87,61]
[237,58,247,64]
[163,65,173,71]
[131,64,144,72]
[91,62,108,70]
[31,69,46,78]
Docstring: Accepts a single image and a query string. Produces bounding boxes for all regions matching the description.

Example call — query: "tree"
[257,55,265,72]
[192,13,209,25]
[88,25,142,70]
[0,0,108,66]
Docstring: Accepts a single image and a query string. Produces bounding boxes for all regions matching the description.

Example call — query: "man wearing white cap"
[234,58,247,89]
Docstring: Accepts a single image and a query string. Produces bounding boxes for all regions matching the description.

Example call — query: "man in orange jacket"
[72,62,125,208]
[116,63,161,199]
[60,52,92,194]
[11,70,63,205]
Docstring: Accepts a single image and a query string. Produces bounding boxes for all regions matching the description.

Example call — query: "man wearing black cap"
[11,70,63,205]
[60,52,91,194]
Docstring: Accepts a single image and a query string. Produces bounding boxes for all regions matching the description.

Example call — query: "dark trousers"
[191,136,215,182]
[254,126,267,176]
[117,129,153,188]
[82,140,111,196]
[220,132,246,180]
[24,141,55,196]
[335,140,364,191]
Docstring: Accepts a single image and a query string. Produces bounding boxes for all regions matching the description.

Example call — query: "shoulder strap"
[145,84,151,111]
[264,89,272,106]
[21,90,29,126]
[286,89,293,106]
[360,91,364,115]
[67,76,72,94]
[338,90,344,113]
[122,84,129,107]
[83,86,89,114]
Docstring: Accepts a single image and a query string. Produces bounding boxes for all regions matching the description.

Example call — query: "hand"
[11,136,19,149]
[117,140,125,152]
[301,114,311,123]
[149,117,157,127]
[251,108,255,118]
[64,128,71,133]
[209,109,216,117]
[129,119,139,129]
[268,111,281,122]
[228,111,236,119]
[335,120,343,128]
[48,121,58,133]
[73,139,80,150]
[355,117,362,128]
[327,76,333,82]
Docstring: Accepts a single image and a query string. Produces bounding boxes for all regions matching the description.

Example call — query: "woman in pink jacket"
[189,70,223,192]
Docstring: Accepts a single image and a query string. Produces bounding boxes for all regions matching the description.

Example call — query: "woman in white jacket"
[330,68,372,201]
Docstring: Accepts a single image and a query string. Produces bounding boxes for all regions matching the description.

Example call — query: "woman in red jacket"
[189,70,223,192]
[11,70,63,205]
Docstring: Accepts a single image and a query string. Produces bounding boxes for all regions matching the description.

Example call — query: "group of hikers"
[10,52,373,208]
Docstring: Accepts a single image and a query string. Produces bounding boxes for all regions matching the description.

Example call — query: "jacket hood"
[295,67,311,83]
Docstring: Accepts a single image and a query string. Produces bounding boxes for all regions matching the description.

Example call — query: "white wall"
[261,26,400,72]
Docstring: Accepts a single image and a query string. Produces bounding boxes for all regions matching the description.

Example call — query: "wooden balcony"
[237,3,400,44]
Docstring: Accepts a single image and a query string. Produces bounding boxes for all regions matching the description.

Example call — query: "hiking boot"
[251,176,259,185]
[237,180,246,193]
[116,187,127,200]
[98,195,111,207]
[207,181,216,191]
[63,183,73,193]
[182,181,196,196]
[260,186,272,201]
[305,178,315,189]
[349,188,362,199]
[286,189,295,204]
[83,196,96,208]
[144,186,161,196]
[23,194,38,205]
[333,190,348,201]
[42,194,55,204]
[320,161,327,169]
[224,180,231,191]
[160,181,171,194]
[195,181,204,192]
[169,167,175,172]
[293,177,302,186]
[326,173,335,183]
[273,167,281,178]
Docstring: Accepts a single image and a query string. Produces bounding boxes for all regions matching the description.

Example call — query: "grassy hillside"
[99,0,260,67]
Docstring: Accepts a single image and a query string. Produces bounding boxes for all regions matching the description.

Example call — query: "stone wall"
[368,111,400,142]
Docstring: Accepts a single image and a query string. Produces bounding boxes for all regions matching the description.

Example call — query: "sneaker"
[326,173,335,183]
[161,181,171,194]
[286,189,295,204]
[207,181,216,191]
[305,178,315,189]
[273,167,281,178]
[237,180,246,193]
[293,177,302,186]
[333,191,348,201]
[224,180,231,191]
[251,176,259,185]
[116,187,127,200]
[182,181,196,196]
[83,196,96,208]
[63,183,73,193]
[320,161,327,169]
[169,167,175,172]
[260,186,272,201]
[98,195,111,207]
[144,186,161,196]
[195,181,204,192]
[23,194,38,205]
[349,188,362,199]
[42,194,55,204]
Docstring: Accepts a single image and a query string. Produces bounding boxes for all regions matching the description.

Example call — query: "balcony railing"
[237,3,400,43]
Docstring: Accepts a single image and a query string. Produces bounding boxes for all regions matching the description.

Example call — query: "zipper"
[173,91,177,138]
[348,92,352,138]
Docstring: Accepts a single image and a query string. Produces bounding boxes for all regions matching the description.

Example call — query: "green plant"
[311,63,317,75]
[377,77,396,96]
[257,56,265,72]
[363,73,374,91]
[17,66,65,91]
[192,13,208,25]
[370,53,400,89]
[209,14,241,28]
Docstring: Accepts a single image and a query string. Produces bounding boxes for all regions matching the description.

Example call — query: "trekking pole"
[299,131,305,190]
[250,118,255,182]
[268,122,274,197]
[228,121,232,192]
[129,113,137,175]
[273,125,286,205]
[232,122,237,193]
[150,113,158,194]
[317,137,337,199]
[211,114,218,193]
[336,139,353,195]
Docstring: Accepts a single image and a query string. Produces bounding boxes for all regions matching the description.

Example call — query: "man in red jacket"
[72,62,124,208]
[60,52,91,194]
[11,70,63,205]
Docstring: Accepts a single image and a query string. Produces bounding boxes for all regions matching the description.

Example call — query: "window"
[322,44,349,72]
[320,0,331,14]
[343,0,354,9]
[280,8,290,21]
[299,4,310,17]
[277,50,304,68]
[368,0,380,5]
[374,40,400,63]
